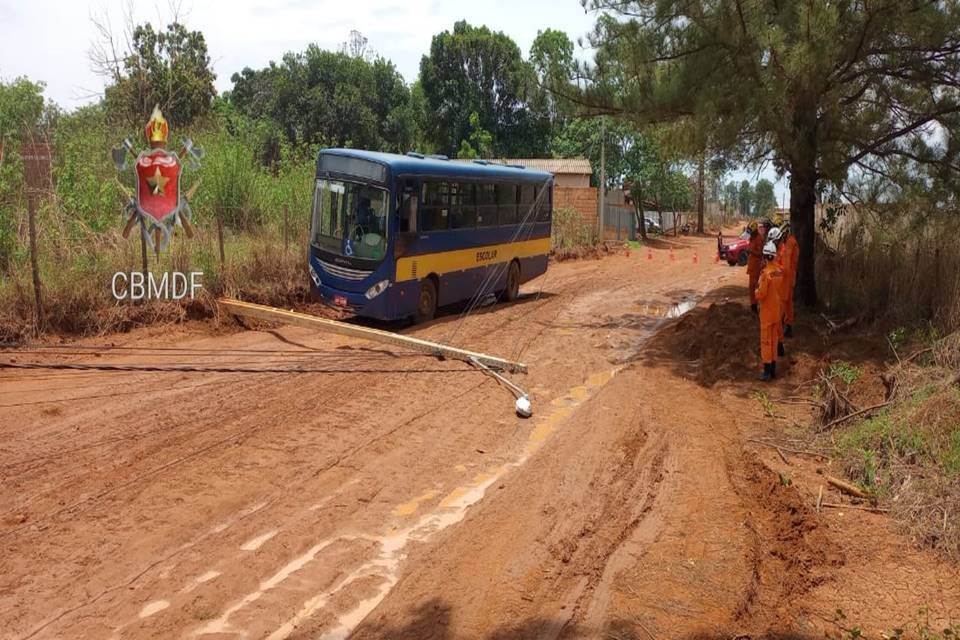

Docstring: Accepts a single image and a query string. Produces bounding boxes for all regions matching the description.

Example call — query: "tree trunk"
[635,205,647,241]
[696,154,705,234]
[790,168,817,307]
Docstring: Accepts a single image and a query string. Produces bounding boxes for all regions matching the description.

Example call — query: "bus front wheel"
[504,261,520,302]
[413,278,437,324]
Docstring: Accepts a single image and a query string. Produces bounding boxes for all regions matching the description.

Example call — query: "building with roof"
[491,158,593,188]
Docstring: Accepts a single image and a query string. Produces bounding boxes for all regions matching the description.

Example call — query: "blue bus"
[308,149,553,322]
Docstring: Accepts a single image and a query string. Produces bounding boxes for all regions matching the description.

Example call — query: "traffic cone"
[692,252,699,264]
[669,248,675,261]
[714,252,721,264]
[646,248,653,261]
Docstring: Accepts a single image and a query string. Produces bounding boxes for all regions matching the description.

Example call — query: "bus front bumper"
[310,279,400,321]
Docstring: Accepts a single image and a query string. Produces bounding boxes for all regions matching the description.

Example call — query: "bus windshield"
[311,179,389,261]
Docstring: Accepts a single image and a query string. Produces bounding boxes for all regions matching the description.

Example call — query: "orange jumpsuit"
[746,232,763,305]
[781,235,799,324]
[756,260,784,363]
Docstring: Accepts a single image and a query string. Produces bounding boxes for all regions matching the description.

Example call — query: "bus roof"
[319,148,553,183]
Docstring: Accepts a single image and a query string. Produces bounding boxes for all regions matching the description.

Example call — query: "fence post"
[27,194,43,334]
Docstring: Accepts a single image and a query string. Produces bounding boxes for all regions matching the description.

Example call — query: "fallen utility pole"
[219,298,527,373]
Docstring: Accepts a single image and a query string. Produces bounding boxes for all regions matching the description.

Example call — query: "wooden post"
[218,298,528,373]
[21,141,50,335]
[283,204,289,253]
[27,193,43,334]
[139,221,149,276]
[217,209,225,266]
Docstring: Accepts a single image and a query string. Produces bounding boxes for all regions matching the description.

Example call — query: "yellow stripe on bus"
[395,237,550,282]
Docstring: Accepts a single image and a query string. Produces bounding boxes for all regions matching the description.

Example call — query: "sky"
[0,0,788,203]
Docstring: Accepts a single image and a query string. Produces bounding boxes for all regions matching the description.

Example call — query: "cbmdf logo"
[111,105,204,253]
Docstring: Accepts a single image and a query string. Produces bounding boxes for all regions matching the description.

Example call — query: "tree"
[530,29,577,127]
[456,112,494,159]
[230,43,417,157]
[420,21,551,158]
[722,181,739,214]
[0,77,47,268]
[101,21,216,128]
[753,179,777,219]
[579,1,960,305]
[738,180,753,218]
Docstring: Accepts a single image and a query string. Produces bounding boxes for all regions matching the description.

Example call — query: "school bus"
[308,149,553,322]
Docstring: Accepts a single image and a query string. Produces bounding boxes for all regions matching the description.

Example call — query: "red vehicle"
[717,228,752,266]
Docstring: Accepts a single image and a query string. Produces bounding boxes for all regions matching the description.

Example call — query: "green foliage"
[828,361,861,386]
[230,45,417,155]
[753,179,776,218]
[577,0,960,305]
[420,21,551,158]
[52,104,125,234]
[737,180,753,218]
[0,77,46,267]
[752,390,776,418]
[456,112,493,159]
[551,205,594,249]
[105,22,216,127]
[551,117,690,224]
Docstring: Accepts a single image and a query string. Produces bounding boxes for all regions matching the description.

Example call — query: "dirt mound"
[646,301,760,385]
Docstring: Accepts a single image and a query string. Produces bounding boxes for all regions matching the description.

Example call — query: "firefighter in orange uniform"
[756,240,784,381]
[779,222,799,337]
[746,220,764,314]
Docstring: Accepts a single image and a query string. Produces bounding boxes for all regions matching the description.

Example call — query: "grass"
[752,389,777,418]
[825,330,960,558]
[0,214,309,343]
[828,360,861,385]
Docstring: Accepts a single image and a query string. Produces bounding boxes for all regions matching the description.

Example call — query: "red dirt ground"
[1,232,957,640]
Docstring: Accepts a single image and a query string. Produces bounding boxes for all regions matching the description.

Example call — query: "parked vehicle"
[718,229,752,266]
[308,148,553,323]
[643,216,662,234]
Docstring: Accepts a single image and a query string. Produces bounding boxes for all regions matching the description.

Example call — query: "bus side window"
[421,181,449,231]
[537,184,552,222]
[399,180,418,233]
[497,183,518,226]
[477,183,498,227]
[450,182,477,229]
[519,184,535,222]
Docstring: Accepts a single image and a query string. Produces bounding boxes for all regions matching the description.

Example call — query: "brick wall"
[554,186,598,230]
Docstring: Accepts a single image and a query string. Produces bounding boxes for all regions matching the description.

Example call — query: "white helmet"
[763,241,778,258]
[766,227,783,243]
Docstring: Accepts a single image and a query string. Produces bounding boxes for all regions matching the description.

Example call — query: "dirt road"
[2,234,958,639]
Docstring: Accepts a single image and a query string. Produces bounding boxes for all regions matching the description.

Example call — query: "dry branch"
[821,502,889,513]
[826,475,869,499]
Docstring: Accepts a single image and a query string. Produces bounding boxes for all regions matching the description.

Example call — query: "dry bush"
[0,217,309,344]
[817,209,960,333]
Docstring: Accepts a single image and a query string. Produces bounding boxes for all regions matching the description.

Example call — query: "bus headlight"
[309,264,321,287]
[365,279,391,299]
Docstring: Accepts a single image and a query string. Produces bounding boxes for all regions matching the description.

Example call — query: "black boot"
[751,303,758,314]
[760,363,773,381]
[777,341,785,357]
[784,324,793,338]
[771,361,777,378]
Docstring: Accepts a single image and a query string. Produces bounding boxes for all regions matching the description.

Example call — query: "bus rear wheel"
[413,278,437,324]
[504,261,520,302]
